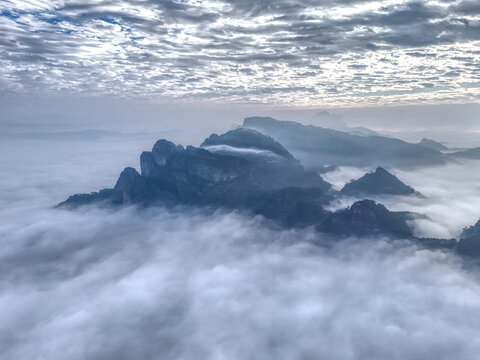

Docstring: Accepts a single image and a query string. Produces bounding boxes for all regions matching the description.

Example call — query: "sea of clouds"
[2,134,480,360]
[323,160,480,239]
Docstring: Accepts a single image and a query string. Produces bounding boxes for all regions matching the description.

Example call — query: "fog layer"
[2,136,480,360]
[325,161,480,238]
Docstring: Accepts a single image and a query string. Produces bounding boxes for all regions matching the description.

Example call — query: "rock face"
[243,116,445,169]
[417,138,448,151]
[318,200,414,238]
[461,220,480,239]
[341,167,417,197]
[456,220,480,256]
[249,187,332,228]
[60,129,332,209]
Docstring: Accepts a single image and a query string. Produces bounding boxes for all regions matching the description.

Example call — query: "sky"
[1,0,480,110]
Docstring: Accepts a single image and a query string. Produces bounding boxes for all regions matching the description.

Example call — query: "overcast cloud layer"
[1,0,480,106]
[2,136,480,359]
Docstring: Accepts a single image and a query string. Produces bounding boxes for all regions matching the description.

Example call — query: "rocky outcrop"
[60,129,332,211]
[341,167,418,197]
[317,200,414,238]
[250,187,332,228]
[455,219,480,256]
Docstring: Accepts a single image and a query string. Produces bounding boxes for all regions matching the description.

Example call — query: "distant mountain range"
[243,116,445,168]
[243,116,480,168]
[59,117,480,257]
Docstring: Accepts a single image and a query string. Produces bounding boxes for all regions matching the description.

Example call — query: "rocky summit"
[341,167,418,197]
[318,200,414,238]
[60,128,331,209]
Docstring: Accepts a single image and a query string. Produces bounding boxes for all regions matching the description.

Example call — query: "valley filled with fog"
[2,132,480,360]
[324,161,480,239]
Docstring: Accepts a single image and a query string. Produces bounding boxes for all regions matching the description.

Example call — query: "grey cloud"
[0,0,479,104]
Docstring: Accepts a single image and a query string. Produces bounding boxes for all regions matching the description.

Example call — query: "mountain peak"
[201,127,293,159]
[341,167,417,196]
[318,199,413,238]
[417,138,448,151]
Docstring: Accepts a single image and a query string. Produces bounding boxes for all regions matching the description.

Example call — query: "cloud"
[324,159,480,239]
[0,0,479,105]
[4,193,480,359]
[3,131,480,359]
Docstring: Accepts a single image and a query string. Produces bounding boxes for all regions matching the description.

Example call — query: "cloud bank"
[4,204,480,360]
[2,126,480,360]
[1,0,479,105]
[324,160,480,239]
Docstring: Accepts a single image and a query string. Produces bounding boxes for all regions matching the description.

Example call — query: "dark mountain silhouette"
[243,116,445,169]
[318,200,414,238]
[455,219,480,256]
[341,167,418,197]
[461,220,480,239]
[60,129,332,209]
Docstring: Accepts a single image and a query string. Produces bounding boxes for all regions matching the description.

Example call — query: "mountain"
[447,147,480,160]
[243,116,445,169]
[417,138,449,151]
[317,200,414,238]
[455,219,480,256]
[341,167,418,197]
[58,127,480,255]
[59,128,422,239]
[201,127,294,159]
[249,187,332,228]
[60,129,332,210]
[461,219,480,239]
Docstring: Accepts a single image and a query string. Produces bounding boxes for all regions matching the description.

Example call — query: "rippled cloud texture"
[2,135,480,359]
[1,0,480,105]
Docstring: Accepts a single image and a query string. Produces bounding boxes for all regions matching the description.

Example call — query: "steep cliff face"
[60,129,333,210]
